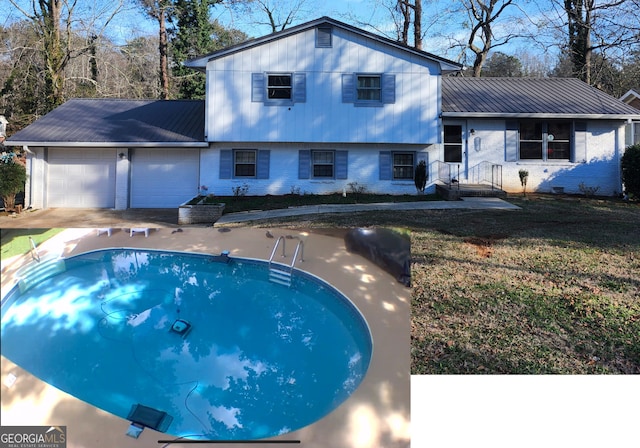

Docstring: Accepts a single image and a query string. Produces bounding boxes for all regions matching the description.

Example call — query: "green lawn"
[1,228,64,260]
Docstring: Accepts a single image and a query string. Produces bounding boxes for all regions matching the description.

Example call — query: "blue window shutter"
[251,73,265,102]
[293,73,306,103]
[342,74,356,103]
[335,151,348,179]
[572,121,587,163]
[298,150,310,179]
[220,150,232,179]
[257,150,270,179]
[505,121,519,162]
[379,151,392,180]
[382,74,396,104]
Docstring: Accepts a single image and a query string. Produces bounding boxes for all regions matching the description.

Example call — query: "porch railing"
[469,161,503,190]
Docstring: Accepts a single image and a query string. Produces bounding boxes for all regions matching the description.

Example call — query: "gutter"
[4,141,210,148]
[442,112,640,120]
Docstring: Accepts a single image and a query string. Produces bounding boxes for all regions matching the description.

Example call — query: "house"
[5,17,640,209]
[620,89,640,146]
[441,77,640,195]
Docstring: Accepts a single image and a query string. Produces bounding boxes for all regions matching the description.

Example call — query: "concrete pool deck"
[1,227,410,447]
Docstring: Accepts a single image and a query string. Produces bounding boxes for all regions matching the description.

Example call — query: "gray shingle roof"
[6,99,206,147]
[442,77,640,119]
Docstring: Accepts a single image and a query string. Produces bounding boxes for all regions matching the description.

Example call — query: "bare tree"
[396,0,422,49]
[138,0,173,99]
[8,0,123,109]
[465,0,517,77]
[227,0,313,34]
[560,0,640,84]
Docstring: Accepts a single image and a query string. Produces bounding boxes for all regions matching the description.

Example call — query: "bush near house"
[0,152,27,211]
[621,144,640,199]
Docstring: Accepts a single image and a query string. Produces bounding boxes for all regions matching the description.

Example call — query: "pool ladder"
[268,236,304,287]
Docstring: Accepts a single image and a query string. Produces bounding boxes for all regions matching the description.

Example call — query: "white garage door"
[130,149,200,208]
[47,149,116,208]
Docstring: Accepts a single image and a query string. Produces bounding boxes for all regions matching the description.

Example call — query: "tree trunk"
[158,7,170,99]
[414,0,422,50]
[42,0,66,108]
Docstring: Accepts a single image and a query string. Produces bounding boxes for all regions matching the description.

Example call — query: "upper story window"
[342,73,396,106]
[267,74,292,100]
[234,149,257,177]
[252,72,306,105]
[357,75,381,102]
[519,121,571,160]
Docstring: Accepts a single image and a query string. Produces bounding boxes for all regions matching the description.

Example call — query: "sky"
[1,0,561,71]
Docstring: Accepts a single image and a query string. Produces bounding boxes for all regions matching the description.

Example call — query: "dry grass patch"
[249,195,640,374]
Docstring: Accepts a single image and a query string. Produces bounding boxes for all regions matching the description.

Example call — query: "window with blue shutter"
[293,73,306,103]
[335,151,348,179]
[257,150,270,179]
[298,150,311,179]
[343,73,395,106]
[342,74,356,103]
[381,74,396,104]
[251,73,265,103]
[379,151,392,180]
[234,150,257,177]
[392,152,415,179]
[220,150,233,179]
[298,150,346,179]
[252,72,306,106]
[221,149,270,179]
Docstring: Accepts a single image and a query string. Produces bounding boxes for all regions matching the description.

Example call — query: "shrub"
[0,152,27,210]
[621,144,640,199]
[518,169,529,196]
[414,160,427,193]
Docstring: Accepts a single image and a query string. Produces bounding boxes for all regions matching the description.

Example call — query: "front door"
[444,124,466,182]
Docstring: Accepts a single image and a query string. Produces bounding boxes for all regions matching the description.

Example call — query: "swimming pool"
[1,248,372,440]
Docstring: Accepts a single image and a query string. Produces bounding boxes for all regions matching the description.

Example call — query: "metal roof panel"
[6,99,205,146]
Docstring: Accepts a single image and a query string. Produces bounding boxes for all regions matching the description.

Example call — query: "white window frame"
[234,149,257,178]
[267,73,292,101]
[392,152,414,180]
[356,74,382,103]
[311,150,335,179]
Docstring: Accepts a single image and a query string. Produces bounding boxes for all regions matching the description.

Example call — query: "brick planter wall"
[178,198,225,225]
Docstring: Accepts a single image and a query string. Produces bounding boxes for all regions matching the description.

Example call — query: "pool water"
[1,249,372,440]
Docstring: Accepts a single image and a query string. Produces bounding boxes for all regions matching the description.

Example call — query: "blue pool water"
[1,249,372,440]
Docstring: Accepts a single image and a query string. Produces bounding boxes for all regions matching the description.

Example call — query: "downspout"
[22,145,33,209]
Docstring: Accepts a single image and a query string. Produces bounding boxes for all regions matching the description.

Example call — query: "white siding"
[205,26,441,144]
[200,144,436,197]
[459,119,626,196]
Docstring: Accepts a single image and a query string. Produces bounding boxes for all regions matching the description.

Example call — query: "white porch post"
[115,149,130,210]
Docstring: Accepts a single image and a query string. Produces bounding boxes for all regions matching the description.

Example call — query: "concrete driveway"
[0,208,181,228]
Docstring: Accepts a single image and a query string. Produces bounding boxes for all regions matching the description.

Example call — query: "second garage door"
[130,149,200,208]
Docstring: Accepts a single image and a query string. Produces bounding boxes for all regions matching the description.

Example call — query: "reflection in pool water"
[1,249,372,440]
